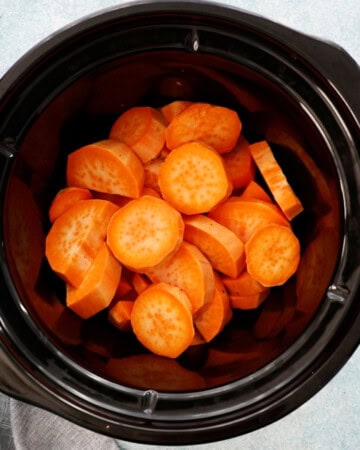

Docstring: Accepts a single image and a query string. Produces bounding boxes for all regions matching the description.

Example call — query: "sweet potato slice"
[131,272,151,294]
[115,276,132,298]
[106,354,206,391]
[223,270,267,296]
[160,100,193,123]
[184,214,245,278]
[66,242,122,319]
[109,106,166,163]
[209,198,289,243]
[45,199,118,287]
[222,136,255,189]
[229,290,270,310]
[49,187,93,223]
[67,139,144,198]
[146,241,215,313]
[194,275,232,343]
[158,141,231,214]
[108,300,134,332]
[143,157,163,193]
[240,180,272,203]
[92,191,132,208]
[265,126,333,213]
[249,140,303,220]
[165,102,242,153]
[245,224,301,287]
[141,186,161,198]
[107,195,184,271]
[131,282,194,358]
[190,331,206,347]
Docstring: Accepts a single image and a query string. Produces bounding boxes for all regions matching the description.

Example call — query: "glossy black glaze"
[0,1,360,445]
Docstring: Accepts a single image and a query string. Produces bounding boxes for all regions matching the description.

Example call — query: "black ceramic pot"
[0,1,359,445]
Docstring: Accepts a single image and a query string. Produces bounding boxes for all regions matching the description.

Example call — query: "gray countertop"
[0,1,359,449]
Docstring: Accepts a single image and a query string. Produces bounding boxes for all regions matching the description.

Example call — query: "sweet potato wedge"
[66,242,122,319]
[67,139,144,198]
[46,199,118,287]
[249,140,303,220]
[194,274,232,343]
[109,106,166,163]
[209,198,289,243]
[184,214,245,278]
[146,241,215,313]
[166,102,242,153]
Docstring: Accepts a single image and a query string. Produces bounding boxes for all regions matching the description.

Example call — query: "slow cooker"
[0,1,359,445]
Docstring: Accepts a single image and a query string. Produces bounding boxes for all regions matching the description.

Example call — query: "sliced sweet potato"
[166,102,242,153]
[184,214,245,278]
[146,241,215,313]
[67,139,144,198]
[265,126,333,214]
[115,277,132,298]
[108,300,134,332]
[141,186,161,198]
[222,136,255,189]
[158,141,231,214]
[109,106,166,163]
[131,282,194,358]
[45,199,118,287]
[249,140,303,220]
[66,242,122,319]
[49,187,93,223]
[209,198,289,243]
[107,195,184,271]
[92,191,132,208]
[194,274,232,343]
[143,157,163,193]
[223,270,267,296]
[239,180,272,203]
[131,272,151,294]
[245,224,301,287]
[160,100,193,123]
[229,290,270,310]
[159,146,171,159]
[190,330,206,346]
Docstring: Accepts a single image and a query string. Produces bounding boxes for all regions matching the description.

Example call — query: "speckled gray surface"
[0,1,360,449]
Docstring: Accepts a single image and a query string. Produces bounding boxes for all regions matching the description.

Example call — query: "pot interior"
[2,48,342,392]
